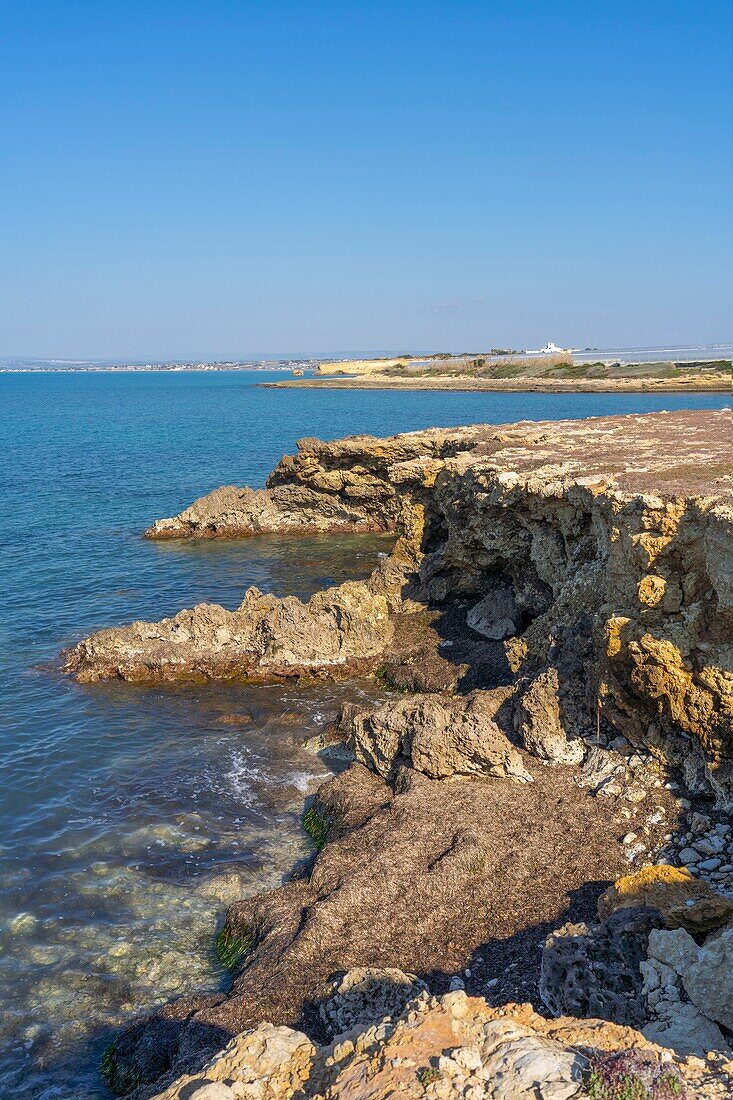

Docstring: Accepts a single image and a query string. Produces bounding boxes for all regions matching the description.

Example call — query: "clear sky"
[1,1,731,359]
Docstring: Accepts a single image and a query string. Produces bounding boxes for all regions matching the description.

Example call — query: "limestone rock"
[148,992,728,1100]
[64,581,394,683]
[540,907,664,1026]
[598,865,733,934]
[515,668,585,766]
[466,586,518,640]
[337,691,532,782]
[683,926,733,1032]
[148,1023,315,1100]
[318,967,427,1038]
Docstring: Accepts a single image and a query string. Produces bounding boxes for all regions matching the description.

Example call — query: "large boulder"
[336,691,532,782]
[540,907,664,1027]
[515,668,585,766]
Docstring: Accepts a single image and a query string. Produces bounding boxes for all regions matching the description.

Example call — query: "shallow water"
[1,372,729,1096]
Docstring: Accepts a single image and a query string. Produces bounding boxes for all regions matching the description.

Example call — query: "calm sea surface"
[1,372,729,1096]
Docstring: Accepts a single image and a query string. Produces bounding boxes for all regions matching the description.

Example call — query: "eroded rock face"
[64,582,394,683]
[66,409,733,804]
[146,987,725,1100]
[333,690,532,782]
[540,907,665,1027]
[144,429,483,539]
[145,1023,315,1100]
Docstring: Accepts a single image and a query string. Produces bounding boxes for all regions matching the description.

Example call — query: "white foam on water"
[205,746,271,806]
[288,770,329,792]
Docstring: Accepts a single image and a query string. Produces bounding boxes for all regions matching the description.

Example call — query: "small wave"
[207,747,270,806]
[288,770,328,792]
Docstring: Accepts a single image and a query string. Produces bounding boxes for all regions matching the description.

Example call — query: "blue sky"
[1,1,731,358]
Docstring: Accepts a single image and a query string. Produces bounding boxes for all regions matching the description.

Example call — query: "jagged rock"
[515,668,585,765]
[64,581,394,683]
[318,967,427,1038]
[336,691,532,781]
[641,929,731,1056]
[682,925,733,1032]
[472,1019,584,1098]
[148,1023,315,1100]
[466,586,518,640]
[145,428,482,539]
[65,411,733,808]
[598,865,733,934]
[540,907,664,1026]
[148,991,730,1100]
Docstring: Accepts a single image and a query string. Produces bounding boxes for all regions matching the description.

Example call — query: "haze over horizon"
[2,1,731,360]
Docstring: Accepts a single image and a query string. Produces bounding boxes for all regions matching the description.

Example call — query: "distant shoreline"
[263,373,731,395]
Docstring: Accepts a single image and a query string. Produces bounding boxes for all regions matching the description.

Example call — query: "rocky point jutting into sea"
[63,408,733,1098]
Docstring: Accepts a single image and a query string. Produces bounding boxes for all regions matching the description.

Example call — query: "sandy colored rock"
[540,907,663,1027]
[145,428,482,539]
[67,410,733,805]
[515,668,585,765]
[337,691,532,781]
[598,865,733,934]
[64,581,394,683]
[149,989,730,1100]
[148,1023,315,1100]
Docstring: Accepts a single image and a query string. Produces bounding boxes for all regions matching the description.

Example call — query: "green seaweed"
[215,923,257,973]
[303,804,332,852]
[100,1043,141,1096]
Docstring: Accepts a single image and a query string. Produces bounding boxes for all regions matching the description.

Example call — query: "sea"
[1,370,730,1097]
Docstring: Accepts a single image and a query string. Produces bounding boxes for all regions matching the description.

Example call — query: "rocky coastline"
[63,409,733,1098]
[263,373,731,395]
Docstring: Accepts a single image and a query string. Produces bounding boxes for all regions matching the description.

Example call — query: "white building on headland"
[525,341,567,355]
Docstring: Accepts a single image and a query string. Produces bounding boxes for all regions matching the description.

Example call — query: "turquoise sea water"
[1,371,729,1096]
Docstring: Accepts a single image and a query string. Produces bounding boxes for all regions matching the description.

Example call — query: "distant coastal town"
[2,343,731,377]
